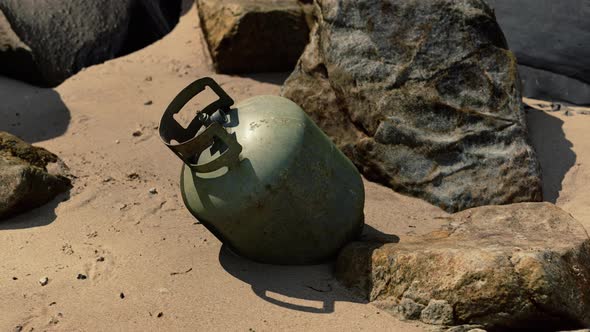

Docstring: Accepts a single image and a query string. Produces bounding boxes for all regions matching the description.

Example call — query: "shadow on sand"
[526,107,577,203]
[218,224,398,314]
[0,76,70,143]
[0,193,69,230]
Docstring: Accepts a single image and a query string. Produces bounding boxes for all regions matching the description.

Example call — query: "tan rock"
[196,0,310,74]
[335,203,590,329]
[0,132,71,219]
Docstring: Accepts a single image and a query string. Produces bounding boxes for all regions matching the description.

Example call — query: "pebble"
[39,276,49,286]
[145,76,153,82]
[115,139,120,144]
[117,203,127,210]
[157,312,163,318]
[97,256,105,262]
[120,292,125,299]
[144,100,153,106]
[77,274,87,280]
[149,188,158,195]
[132,130,142,137]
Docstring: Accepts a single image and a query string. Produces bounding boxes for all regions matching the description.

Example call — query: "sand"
[0,2,588,331]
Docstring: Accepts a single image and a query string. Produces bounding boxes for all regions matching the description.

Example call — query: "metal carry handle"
[159,77,243,173]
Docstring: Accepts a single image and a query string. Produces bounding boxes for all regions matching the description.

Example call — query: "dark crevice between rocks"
[118,0,182,57]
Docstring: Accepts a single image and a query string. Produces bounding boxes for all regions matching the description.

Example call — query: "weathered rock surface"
[197,0,310,74]
[282,0,542,212]
[485,0,590,105]
[0,0,182,87]
[336,203,590,330]
[0,132,71,219]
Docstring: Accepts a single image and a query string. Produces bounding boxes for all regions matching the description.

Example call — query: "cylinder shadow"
[217,224,399,314]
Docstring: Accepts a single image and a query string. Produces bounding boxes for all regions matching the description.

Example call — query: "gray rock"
[395,298,425,320]
[196,0,310,74]
[421,300,454,325]
[335,203,590,329]
[0,0,182,87]
[0,132,71,219]
[485,0,590,105]
[282,0,542,212]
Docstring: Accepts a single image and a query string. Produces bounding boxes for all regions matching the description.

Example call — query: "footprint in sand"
[80,246,116,282]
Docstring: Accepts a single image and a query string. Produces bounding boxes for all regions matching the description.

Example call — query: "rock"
[394,298,424,320]
[0,0,182,87]
[196,0,310,74]
[421,300,454,325]
[335,203,590,329]
[445,326,487,332]
[39,276,48,286]
[485,0,590,105]
[0,132,71,219]
[281,0,542,212]
[149,187,158,195]
[77,274,87,280]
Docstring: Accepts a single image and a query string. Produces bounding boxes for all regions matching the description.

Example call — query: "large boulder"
[485,0,590,105]
[0,0,182,87]
[0,132,71,219]
[282,0,542,212]
[336,203,590,330]
[196,0,310,74]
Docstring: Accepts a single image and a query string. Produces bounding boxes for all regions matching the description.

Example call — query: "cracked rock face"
[197,0,311,74]
[281,0,542,212]
[0,132,71,219]
[335,203,590,330]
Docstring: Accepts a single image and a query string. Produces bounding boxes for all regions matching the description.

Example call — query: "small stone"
[145,76,153,81]
[77,274,87,280]
[394,298,425,320]
[420,300,454,325]
[96,257,105,262]
[157,312,163,318]
[115,140,120,144]
[149,188,158,195]
[127,173,140,180]
[12,277,17,280]
[132,130,142,137]
[144,100,153,106]
[120,292,125,299]
[117,203,127,210]
[14,325,23,332]
[39,277,49,286]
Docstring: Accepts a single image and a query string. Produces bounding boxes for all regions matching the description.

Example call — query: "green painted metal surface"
[160,78,364,265]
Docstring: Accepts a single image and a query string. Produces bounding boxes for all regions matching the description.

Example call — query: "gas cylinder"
[159,77,364,264]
